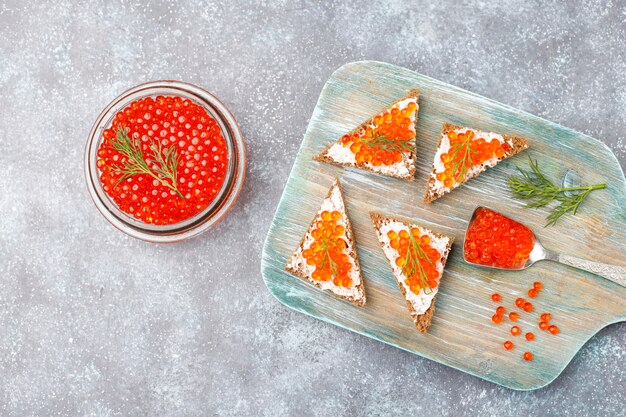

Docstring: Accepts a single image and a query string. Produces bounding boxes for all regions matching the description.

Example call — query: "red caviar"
[341,101,418,166]
[464,208,535,269]
[527,288,538,298]
[515,298,526,308]
[523,352,534,361]
[436,129,510,187]
[492,314,503,324]
[387,228,442,295]
[548,325,559,335]
[523,302,534,312]
[540,313,551,322]
[533,282,543,290]
[302,210,353,288]
[525,332,535,341]
[510,326,521,336]
[539,321,549,331]
[496,306,506,315]
[504,340,514,350]
[96,96,228,225]
[491,293,501,302]
[508,311,519,321]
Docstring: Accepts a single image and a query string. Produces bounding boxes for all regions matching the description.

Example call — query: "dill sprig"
[110,125,184,199]
[360,133,413,153]
[507,157,606,227]
[318,237,339,279]
[401,232,436,294]
[449,134,478,181]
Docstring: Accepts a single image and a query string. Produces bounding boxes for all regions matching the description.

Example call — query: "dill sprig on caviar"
[401,232,436,294]
[507,157,606,227]
[110,125,184,199]
[361,133,413,153]
[449,133,478,181]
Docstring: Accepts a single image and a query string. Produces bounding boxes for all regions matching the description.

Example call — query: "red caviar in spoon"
[96,96,228,225]
[464,208,535,269]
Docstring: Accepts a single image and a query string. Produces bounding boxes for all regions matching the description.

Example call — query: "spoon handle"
[555,254,626,287]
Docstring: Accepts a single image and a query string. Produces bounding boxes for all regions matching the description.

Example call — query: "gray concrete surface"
[0,1,624,416]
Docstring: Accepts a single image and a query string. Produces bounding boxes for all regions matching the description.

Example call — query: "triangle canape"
[370,212,454,332]
[424,123,529,203]
[286,179,366,306]
[314,89,420,180]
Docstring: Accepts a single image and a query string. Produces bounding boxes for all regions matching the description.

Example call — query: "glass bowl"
[84,80,246,243]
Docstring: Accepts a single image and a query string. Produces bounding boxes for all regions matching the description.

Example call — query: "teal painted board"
[261,61,626,390]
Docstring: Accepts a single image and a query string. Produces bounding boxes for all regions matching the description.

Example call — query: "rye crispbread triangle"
[314,89,420,180]
[424,123,529,203]
[286,178,366,306]
[370,212,454,332]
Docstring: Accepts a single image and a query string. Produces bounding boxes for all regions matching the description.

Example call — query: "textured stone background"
[0,1,624,416]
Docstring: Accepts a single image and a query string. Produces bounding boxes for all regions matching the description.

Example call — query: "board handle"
[555,254,626,288]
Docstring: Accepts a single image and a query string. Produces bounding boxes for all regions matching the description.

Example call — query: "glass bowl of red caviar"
[85,80,246,243]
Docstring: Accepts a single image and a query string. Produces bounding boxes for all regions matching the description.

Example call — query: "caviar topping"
[302,210,354,288]
[96,95,228,225]
[387,227,441,295]
[464,208,535,269]
[340,100,417,166]
[435,129,510,187]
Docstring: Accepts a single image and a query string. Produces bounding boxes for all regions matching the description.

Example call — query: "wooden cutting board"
[261,61,626,390]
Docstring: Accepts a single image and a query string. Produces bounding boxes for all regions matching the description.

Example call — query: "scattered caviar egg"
[435,129,510,187]
[540,313,551,322]
[548,325,559,335]
[464,208,534,269]
[526,332,535,341]
[539,321,549,330]
[533,282,543,290]
[523,352,534,361]
[302,210,354,288]
[511,326,522,336]
[496,306,506,315]
[515,298,526,308]
[491,293,501,302]
[523,302,533,312]
[509,312,519,322]
[528,288,538,298]
[504,340,514,350]
[96,95,228,225]
[492,314,503,324]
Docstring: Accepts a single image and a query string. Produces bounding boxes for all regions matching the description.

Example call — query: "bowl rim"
[84,80,246,243]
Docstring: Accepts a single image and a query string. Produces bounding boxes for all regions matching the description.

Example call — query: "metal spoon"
[463,207,626,288]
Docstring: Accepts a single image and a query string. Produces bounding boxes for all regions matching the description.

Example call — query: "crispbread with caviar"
[314,89,420,180]
[370,212,454,332]
[286,179,366,306]
[424,123,529,203]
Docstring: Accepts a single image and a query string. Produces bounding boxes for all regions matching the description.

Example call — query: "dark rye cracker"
[314,89,420,181]
[370,212,454,332]
[285,178,366,306]
[424,123,529,203]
